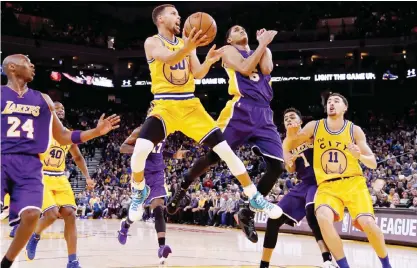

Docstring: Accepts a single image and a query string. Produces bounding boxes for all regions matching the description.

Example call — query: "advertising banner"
[254,209,417,247]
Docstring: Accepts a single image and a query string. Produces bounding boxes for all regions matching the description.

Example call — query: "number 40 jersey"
[1,86,52,155]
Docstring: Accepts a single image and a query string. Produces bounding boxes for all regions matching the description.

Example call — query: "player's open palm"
[174,146,190,159]
[183,27,209,51]
[96,113,120,135]
[86,178,96,190]
[205,44,226,64]
[257,30,278,46]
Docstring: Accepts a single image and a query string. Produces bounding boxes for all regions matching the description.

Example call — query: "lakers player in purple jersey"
[260,108,334,268]
[1,54,120,268]
[117,115,188,264]
[166,25,285,242]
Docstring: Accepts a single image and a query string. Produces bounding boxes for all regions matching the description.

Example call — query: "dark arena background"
[1,1,417,268]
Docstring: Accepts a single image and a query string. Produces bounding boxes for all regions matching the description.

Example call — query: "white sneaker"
[249,192,283,219]
[322,260,337,268]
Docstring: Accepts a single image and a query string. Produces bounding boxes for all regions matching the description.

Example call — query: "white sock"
[243,184,257,199]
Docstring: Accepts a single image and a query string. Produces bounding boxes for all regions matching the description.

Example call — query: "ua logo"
[122,80,131,87]
[407,69,416,78]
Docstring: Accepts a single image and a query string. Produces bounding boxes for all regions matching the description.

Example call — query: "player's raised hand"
[347,143,361,159]
[286,122,300,137]
[256,28,266,40]
[95,114,120,135]
[205,44,226,64]
[257,30,278,46]
[183,27,209,51]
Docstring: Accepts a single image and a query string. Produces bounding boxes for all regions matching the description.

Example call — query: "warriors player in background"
[260,108,334,268]
[286,93,391,268]
[1,54,120,268]
[130,4,281,223]
[24,102,96,267]
[117,106,189,264]
[167,25,284,242]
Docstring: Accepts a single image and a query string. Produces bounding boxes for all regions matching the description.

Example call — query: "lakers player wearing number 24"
[129,4,281,224]
[285,93,391,268]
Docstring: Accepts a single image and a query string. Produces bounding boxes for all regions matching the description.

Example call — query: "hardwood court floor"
[1,220,416,268]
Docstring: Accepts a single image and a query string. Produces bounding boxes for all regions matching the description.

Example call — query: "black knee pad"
[264,156,285,177]
[263,215,288,249]
[153,205,166,233]
[200,128,224,148]
[306,203,323,242]
[257,156,285,196]
[138,116,166,146]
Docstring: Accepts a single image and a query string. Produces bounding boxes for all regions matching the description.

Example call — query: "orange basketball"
[184,12,217,45]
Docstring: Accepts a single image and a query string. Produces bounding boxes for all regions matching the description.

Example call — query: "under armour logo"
[121,80,131,87]
[407,69,416,78]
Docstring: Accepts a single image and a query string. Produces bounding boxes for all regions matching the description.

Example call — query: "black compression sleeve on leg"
[263,215,288,249]
[154,206,166,233]
[256,155,285,196]
[306,203,323,242]
[138,116,166,146]
[181,150,220,190]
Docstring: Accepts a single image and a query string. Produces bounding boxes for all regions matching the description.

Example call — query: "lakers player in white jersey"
[285,93,391,268]
[25,102,95,268]
[129,4,281,226]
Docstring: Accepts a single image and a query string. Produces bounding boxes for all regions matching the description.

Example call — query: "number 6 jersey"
[313,119,363,185]
[224,48,273,106]
[1,86,52,155]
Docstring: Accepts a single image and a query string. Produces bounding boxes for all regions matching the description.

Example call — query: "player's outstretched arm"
[189,45,224,79]
[69,144,95,190]
[349,125,377,169]
[286,120,316,150]
[119,127,141,154]
[42,94,120,146]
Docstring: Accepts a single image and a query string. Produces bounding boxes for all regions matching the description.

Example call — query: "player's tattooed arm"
[119,127,141,154]
[286,120,316,150]
[69,144,95,190]
[221,45,266,77]
[42,94,120,145]
[349,125,377,169]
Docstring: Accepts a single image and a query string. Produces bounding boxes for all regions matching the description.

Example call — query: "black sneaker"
[166,188,187,215]
[237,207,258,243]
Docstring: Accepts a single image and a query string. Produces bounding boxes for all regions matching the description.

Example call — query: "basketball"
[184,12,217,45]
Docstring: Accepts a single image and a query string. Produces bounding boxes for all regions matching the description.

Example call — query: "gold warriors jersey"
[148,34,195,95]
[313,119,363,184]
[42,137,71,174]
